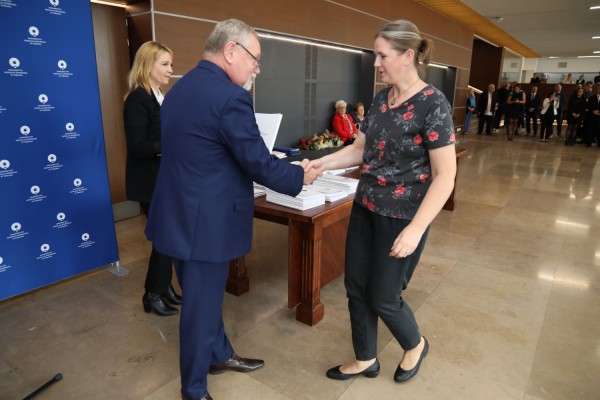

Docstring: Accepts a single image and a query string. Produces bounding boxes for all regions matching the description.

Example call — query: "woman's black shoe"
[326,359,380,380]
[394,337,429,383]
[142,293,178,316]
[162,284,182,305]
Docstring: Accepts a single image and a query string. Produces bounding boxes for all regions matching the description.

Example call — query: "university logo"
[74,178,82,187]
[66,122,74,132]
[0,257,3,265]
[38,94,48,104]
[9,58,20,68]
[20,126,31,135]
[40,244,50,253]
[0,160,9,170]
[82,233,90,241]
[49,0,59,6]
[57,213,66,221]
[11,222,21,232]
[30,186,41,195]
[28,26,39,38]
[48,154,57,163]
[57,60,67,70]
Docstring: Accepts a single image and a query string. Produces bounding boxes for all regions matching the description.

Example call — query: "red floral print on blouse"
[428,131,439,141]
[403,112,413,120]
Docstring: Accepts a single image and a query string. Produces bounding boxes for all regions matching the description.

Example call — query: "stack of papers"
[273,146,301,156]
[310,186,347,202]
[266,186,325,210]
[323,166,360,175]
[313,174,359,195]
[253,183,266,197]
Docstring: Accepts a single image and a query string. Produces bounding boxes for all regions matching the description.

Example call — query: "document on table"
[255,113,283,153]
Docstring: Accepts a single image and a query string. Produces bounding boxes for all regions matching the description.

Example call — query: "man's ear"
[223,41,237,65]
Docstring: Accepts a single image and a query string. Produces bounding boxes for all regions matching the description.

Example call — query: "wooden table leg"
[289,220,324,326]
[226,257,249,296]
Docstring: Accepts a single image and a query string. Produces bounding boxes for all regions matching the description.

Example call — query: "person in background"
[585,83,600,147]
[493,81,509,132]
[477,83,497,135]
[594,71,600,84]
[464,87,476,134]
[565,87,586,146]
[308,19,456,385]
[562,73,573,84]
[575,74,586,85]
[123,41,181,317]
[540,91,558,143]
[540,74,548,84]
[145,19,321,400]
[554,84,565,138]
[525,86,541,137]
[332,100,357,145]
[354,101,366,131]
[506,83,525,141]
[530,72,541,84]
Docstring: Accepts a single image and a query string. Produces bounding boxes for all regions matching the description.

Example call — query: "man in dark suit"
[585,83,600,147]
[477,83,497,135]
[146,19,320,400]
[525,86,541,137]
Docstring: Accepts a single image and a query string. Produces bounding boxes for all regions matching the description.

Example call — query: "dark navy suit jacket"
[146,60,304,262]
[525,92,541,115]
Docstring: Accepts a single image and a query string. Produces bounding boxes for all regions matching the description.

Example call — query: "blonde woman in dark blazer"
[124,41,181,316]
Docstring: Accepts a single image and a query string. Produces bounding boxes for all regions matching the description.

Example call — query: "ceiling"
[427,0,600,58]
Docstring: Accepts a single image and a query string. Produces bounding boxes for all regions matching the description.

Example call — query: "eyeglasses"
[235,42,261,68]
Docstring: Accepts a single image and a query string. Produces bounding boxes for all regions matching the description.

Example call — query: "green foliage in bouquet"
[298,130,343,150]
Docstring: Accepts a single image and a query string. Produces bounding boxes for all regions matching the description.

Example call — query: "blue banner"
[0,0,119,300]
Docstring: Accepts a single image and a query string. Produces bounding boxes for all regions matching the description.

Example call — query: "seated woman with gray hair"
[332,100,357,145]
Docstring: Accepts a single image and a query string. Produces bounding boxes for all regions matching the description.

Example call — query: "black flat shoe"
[162,284,182,305]
[181,392,212,400]
[394,337,429,383]
[326,359,380,380]
[142,293,178,316]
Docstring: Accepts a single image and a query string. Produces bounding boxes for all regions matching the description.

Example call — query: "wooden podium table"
[227,147,467,326]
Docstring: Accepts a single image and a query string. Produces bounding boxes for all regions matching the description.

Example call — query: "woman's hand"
[389,223,425,258]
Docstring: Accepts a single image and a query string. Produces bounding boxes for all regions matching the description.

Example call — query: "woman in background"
[464,87,476,134]
[506,83,525,141]
[354,102,366,131]
[332,100,357,145]
[564,87,586,145]
[540,91,558,143]
[123,41,181,316]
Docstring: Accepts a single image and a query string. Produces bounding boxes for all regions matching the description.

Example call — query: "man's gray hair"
[204,19,257,56]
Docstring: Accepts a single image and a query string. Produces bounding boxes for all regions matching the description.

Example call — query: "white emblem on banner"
[70,178,87,194]
[53,212,71,229]
[54,59,73,78]
[62,122,79,139]
[25,27,46,46]
[37,243,56,260]
[79,233,95,248]
[0,159,17,177]
[44,154,63,171]
[16,125,37,144]
[0,256,10,273]
[35,94,54,112]
[27,185,47,203]
[5,57,27,77]
[7,222,28,240]
[46,0,65,15]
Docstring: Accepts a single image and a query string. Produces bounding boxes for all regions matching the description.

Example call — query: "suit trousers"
[140,202,173,294]
[525,111,538,135]
[345,203,429,360]
[477,114,493,134]
[174,259,234,399]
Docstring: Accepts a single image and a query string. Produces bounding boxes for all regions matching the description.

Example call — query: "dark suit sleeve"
[123,89,161,159]
[219,91,304,197]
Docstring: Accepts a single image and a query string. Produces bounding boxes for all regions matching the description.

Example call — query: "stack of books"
[266,186,325,210]
[310,186,347,202]
[313,174,359,195]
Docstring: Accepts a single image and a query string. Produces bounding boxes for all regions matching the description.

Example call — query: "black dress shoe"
[142,293,178,316]
[181,392,212,400]
[326,359,380,380]
[162,284,182,305]
[208,353,264,375]
[394,337,429,383]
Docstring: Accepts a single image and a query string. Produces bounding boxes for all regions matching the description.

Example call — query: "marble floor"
[1,129,599,400]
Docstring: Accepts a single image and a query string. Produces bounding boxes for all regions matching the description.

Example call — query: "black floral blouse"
[356,85,455,219]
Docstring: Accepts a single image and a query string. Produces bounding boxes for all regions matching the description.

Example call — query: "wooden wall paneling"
[126,13,152,65]
[92,4,130,204]
[469,39,503,92]
[153,14,215,76]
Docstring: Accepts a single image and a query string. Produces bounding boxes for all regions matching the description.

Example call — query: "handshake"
[300,158,325,185]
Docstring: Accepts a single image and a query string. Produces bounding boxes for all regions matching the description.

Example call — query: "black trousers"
[477,114,494,134]
[345,203,429,360]
[140,202,174,294]
[525,111,538,135]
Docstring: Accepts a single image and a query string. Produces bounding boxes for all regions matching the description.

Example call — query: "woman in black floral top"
[307,19,456,384]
